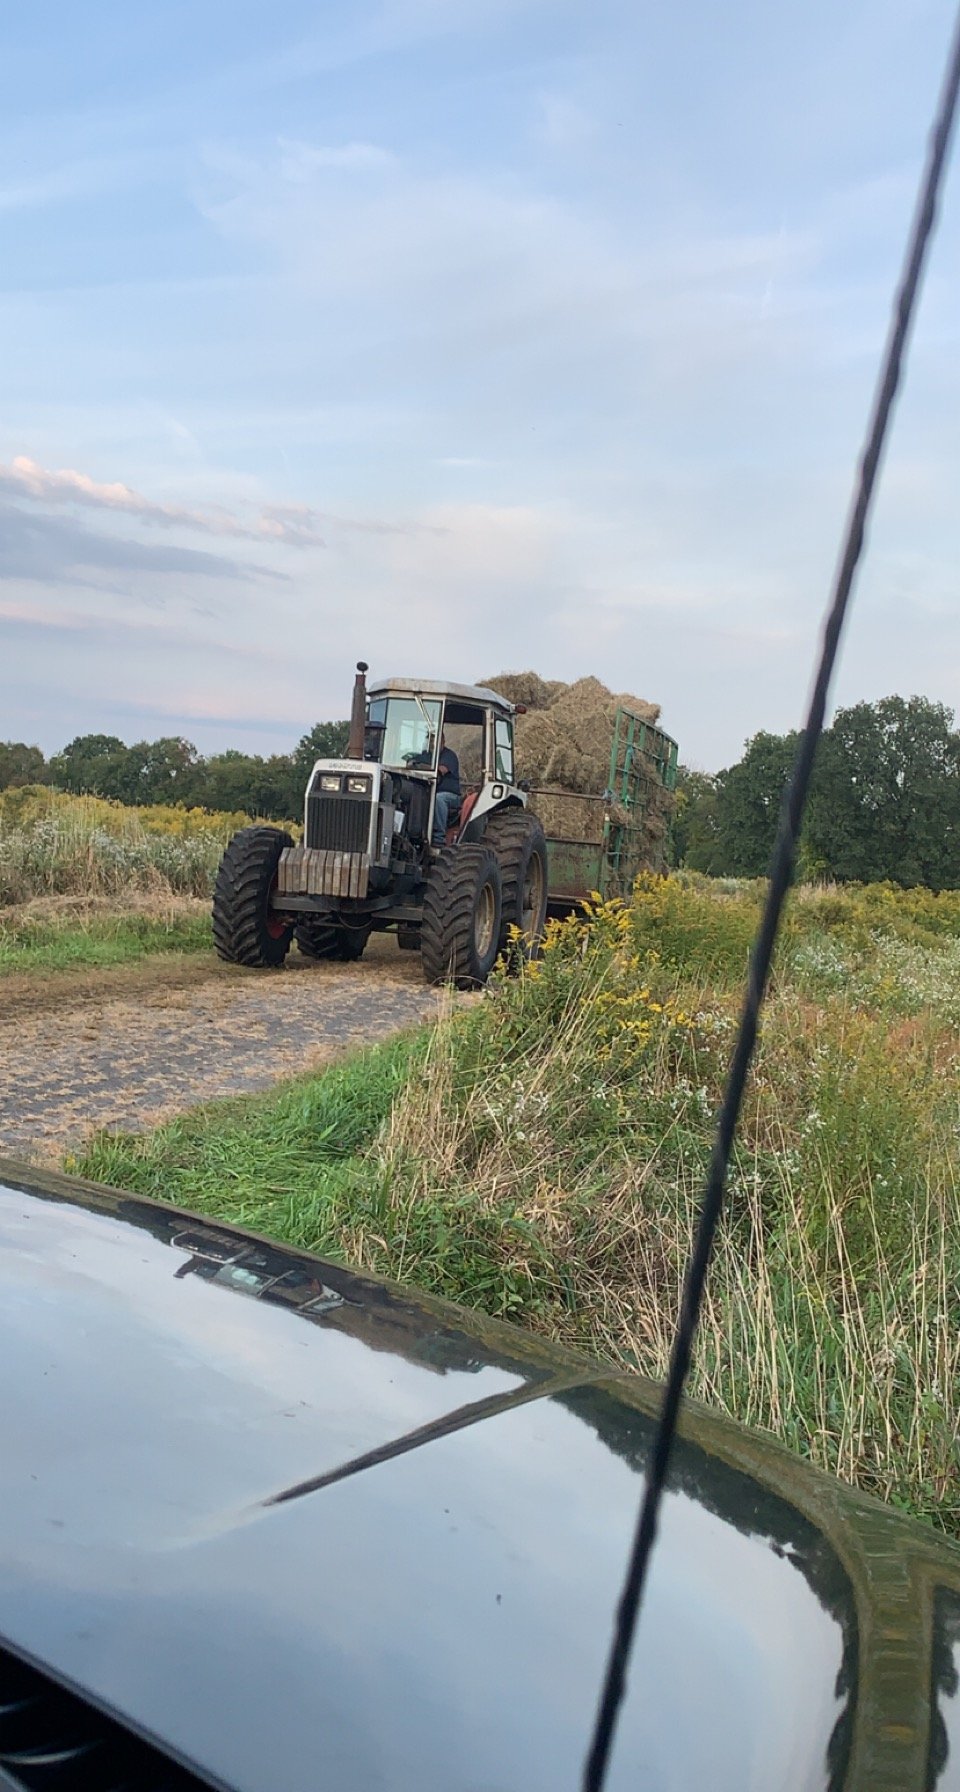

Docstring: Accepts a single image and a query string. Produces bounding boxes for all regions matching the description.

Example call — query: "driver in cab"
[432,736,461,845]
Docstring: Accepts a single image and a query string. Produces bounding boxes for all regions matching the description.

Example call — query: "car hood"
[0,1163,957,1792]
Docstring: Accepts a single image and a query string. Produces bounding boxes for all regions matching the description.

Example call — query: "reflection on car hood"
[0,1162,958,1792]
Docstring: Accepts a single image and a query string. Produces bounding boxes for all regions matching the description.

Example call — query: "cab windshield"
[366,696,442,770]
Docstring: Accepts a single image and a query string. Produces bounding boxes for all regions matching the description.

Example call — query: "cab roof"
[367,677,514,714]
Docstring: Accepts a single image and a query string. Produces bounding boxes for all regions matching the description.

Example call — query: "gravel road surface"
[1,936,445,1164]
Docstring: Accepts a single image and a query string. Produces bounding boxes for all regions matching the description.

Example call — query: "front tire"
[482,809,549,959]
[212,827,294,967]
[420,845,503,988]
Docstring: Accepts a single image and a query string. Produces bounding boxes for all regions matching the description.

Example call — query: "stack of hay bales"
[479,671,674,870]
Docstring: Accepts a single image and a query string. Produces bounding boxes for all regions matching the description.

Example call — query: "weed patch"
[0,787,298,905]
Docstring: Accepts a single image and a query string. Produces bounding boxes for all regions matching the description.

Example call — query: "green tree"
[806,696,960,889]
[192,750,255,813]
[713,730,801,877]
[124,737,200,806]
[193,751,300,819]
[48,734,133,799]
[47,734,200,805]
[260,754,302,819]
[0,742,47,789]
[293,720,350,784]
[669,767,722,871]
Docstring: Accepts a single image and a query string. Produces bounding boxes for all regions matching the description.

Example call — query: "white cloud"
[0,492,288,592]
[0,455,442,556]
[0,456,324,547]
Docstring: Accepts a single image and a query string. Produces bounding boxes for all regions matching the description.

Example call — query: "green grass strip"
[73,1030,422,1257]
[0,912,213,975]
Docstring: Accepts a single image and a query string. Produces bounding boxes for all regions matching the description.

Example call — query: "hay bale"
[510,711,561,784]
[612,690,660,725]
[479,669,673,859]
[509,716,607,794]
[527,789,607,844]
[550,741,608,794]
[480,671,560,710]
[547,676,611,719]
[506,677,663,795]
[552,678,659,729]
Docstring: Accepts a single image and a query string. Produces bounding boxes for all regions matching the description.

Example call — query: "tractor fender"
[460,781,526,842]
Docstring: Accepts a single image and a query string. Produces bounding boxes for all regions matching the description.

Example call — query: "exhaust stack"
[346,661,369,760]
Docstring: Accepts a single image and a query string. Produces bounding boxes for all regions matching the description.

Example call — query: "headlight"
[346,775,371,795]
[319,774,341,792]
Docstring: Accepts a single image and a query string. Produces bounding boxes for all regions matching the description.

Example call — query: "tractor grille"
[0,1636,211,1789]
[306,794,370,854]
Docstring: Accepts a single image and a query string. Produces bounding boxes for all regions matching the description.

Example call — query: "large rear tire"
[296,919,372,961]
[482,808,549,959]
[212,826,294,968]
[420,845,503,988]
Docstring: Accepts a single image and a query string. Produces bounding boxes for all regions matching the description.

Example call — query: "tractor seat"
[446,787,480,844]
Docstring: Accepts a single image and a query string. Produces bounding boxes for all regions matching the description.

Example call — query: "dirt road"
[1,937,446,1165]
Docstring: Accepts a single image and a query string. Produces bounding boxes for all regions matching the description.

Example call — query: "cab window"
[366,697,441,769]
[494,718,514,782]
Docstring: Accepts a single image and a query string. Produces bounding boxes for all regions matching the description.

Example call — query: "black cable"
[583,13,960,1789]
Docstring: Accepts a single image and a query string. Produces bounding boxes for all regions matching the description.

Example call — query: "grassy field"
[0,787,289,973]
[76,874,960,1537]
[0,895,212,975]
[0,786,294,907]
[0,784,258,840]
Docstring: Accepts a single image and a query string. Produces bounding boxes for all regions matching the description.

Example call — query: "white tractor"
[212,664,549,987]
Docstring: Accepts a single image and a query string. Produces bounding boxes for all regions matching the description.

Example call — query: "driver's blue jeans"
[432,790,458,845]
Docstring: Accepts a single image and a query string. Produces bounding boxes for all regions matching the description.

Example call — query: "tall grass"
[0,785,256,838]
[343,893,960,1526]
[77,875,960,1534]
[0,787,288,904]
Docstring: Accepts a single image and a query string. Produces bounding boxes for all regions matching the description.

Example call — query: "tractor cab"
[363,676,524,848]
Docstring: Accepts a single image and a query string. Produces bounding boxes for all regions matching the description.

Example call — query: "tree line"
[4,692,959,890]
[672,696,960,891]
[0,723,350,820]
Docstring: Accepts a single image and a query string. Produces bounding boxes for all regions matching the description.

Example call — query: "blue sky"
[1,0,958,770]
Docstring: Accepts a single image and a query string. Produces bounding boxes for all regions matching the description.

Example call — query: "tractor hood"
[0,1163,957,1792]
